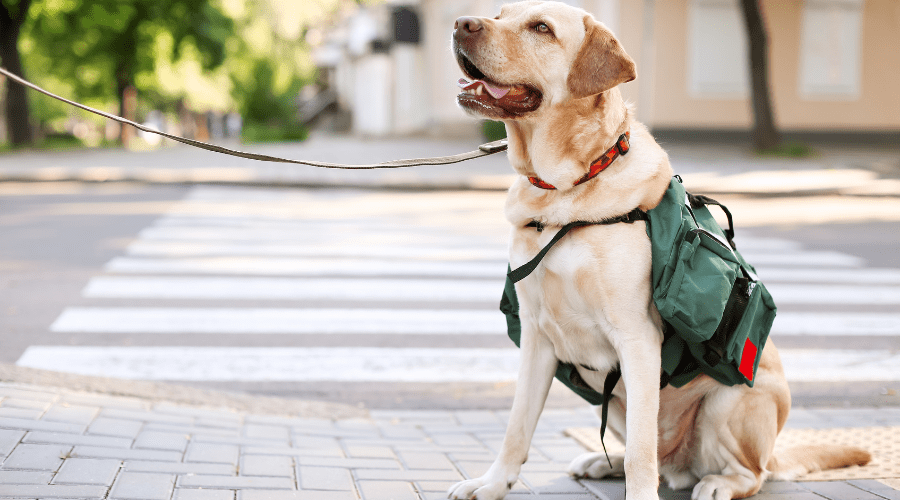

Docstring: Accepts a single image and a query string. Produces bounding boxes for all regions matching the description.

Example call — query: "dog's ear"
[567,17,636,98]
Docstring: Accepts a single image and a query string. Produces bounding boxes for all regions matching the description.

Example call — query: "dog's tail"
[767,445,872,481]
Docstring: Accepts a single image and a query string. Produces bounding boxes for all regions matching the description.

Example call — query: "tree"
[739,0,781,151]
[0,0,34,145]
[25,0,233,142]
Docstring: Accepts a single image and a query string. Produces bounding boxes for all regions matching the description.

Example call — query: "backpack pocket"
[660,228,743,344]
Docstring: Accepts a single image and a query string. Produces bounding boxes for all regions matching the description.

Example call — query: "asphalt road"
[2,181,899,409]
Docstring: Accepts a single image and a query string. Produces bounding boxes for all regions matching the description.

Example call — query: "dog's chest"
[510,228,628,372]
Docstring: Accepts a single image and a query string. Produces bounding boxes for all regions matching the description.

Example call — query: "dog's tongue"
[458,78,511,99]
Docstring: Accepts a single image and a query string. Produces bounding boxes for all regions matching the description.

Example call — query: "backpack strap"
[686,193,736,249]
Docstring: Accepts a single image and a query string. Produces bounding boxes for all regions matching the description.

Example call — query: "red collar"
[527,132,630,190]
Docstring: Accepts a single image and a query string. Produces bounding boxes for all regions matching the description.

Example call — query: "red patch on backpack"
[739,338,758,381]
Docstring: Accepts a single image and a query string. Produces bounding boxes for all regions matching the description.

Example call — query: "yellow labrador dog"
[448,2,870,499]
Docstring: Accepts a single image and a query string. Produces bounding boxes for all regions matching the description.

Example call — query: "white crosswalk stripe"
[17,186,900,387]
[50,307,506,335]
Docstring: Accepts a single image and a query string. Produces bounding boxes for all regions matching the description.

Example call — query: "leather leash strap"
[0,66,508,170]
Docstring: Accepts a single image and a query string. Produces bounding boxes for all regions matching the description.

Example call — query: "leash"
[0,66,508,169]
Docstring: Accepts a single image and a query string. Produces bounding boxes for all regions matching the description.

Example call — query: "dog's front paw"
[568,452,625,479]
[447,476,513,500]
[691,475,736,500]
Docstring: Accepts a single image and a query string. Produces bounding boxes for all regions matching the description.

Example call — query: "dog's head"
[453,1,635,121]
[453,1,636,120]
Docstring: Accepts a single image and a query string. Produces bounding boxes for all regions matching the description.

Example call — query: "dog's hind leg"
[448,328,558,500]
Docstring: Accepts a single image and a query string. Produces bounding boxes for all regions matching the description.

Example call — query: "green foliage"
[241,122,308,144]
[23,0,234,109]
[234,58,303,126]
[482,120,507,142]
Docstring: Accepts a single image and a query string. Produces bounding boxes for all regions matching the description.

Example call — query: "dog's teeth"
[475,85,483,96]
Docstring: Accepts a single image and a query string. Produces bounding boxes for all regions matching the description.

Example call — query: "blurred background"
[2,0,898,151]
[1,0,900,412]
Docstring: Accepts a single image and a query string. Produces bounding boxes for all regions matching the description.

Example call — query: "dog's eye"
[534,22,551,34]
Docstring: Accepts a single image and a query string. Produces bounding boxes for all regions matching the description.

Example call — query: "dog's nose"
[454,16,484,34]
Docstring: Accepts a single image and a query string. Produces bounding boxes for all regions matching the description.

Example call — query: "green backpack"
[501,176,777,406]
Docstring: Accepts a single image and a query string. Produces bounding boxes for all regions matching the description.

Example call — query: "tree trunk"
[0,0,34,146]
[740,0,780,151]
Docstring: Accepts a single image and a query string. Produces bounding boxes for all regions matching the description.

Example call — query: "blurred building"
[314,0,899,141]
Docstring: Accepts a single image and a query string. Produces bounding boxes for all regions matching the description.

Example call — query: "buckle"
[616,133,630,155]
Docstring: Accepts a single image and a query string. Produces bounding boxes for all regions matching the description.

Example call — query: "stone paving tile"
[416,480,457,492]
[297,465,353,490]
[344,445,396,459]
[0,398,51,411]
[751,492,829,500]
[354,468,462,481]
[53,457,121,485]
[0,386,59,402]
[378,424,427,441]
[580,478,626,500]
[240,454,294,477]
[42,404,99,426]
[60,392,147,410]
[453,460,490,479]
[243,446,344,459]
[87,417,144,439]
[426,434,483,448]
[145,422,239,438]
[124,460,235,475]
[23,431,133,448]
[109,471,176,500]
[152,404,242,422]
[0,429,25,457]
[196,417,244,430]
[453,411,504,426]
[134,430,189,452]
[356,480,419,500]
[192,434,286,447]
[798,481,888,499]
[185,443,239,465]
[101,408,194,426]
[174,489,236,500]
[294,457,400,469]
[1,443,71,471]
[0,483,108,498]
[290,436,343,454]
[245,415,314,427]
[239,491,357,500]
[520,471,589,494]
[396,451,455,470]
[500,494,598,500]
[244,424,289,441]
[0,407,43,419]
[0,418,86,434]
[757,481,810,493]
[0,469,54,484]
[177,474,295,489]
[849,480,900,500]
[71,445,182,462]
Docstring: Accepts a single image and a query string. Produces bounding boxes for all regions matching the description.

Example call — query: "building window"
[688,0,750,99]
[799,0,863,100]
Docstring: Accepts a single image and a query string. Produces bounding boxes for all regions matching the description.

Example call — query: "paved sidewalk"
[1,382,899,499]
[0,134,898,196]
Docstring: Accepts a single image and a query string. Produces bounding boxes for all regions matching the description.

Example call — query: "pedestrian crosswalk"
[15,186,900,394]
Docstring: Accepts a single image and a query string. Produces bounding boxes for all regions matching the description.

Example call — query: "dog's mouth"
[455,52,542,119]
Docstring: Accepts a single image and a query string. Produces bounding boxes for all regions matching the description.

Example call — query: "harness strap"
[509,208,649,283]
[599,368,621,469]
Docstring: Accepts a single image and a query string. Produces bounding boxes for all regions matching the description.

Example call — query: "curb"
[0,364,366,420]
